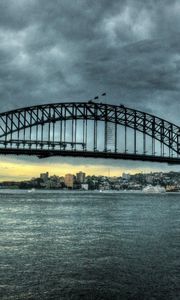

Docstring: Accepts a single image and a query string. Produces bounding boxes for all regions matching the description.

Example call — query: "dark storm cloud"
[0,0,180,119]
[0,0,180,170]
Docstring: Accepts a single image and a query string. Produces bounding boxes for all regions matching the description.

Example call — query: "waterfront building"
[76,171,86,183]
[81,183,88,190]
[64,174,74,188]
[40,172,49,182]
[145,175,154,184]
[122,173,130,180]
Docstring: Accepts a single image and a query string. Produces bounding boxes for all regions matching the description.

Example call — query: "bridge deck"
[0,148,179,164]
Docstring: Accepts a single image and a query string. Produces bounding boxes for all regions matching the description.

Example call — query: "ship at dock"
[142,185,166,193]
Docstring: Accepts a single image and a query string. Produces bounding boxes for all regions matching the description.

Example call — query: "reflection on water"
[0,191,179,300]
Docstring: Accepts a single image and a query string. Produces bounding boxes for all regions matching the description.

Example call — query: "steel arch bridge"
[0,101,179,164]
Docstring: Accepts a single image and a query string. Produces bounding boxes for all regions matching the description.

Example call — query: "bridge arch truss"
[0,102,179,164]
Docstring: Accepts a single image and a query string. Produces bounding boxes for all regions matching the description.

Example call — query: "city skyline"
[0,156,179,181]
[0,166,179,182]
[1,169,179,193]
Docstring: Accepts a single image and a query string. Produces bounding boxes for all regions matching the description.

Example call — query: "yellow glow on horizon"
[0,159,150,181]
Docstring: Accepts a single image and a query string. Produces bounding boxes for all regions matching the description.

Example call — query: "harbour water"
[0,190,179,300]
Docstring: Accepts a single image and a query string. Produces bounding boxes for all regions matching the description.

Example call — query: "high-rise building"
[40,172,49,182]
[76,171,86,183]
[64,174,74,188]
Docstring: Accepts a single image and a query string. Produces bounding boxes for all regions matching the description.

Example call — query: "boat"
[28,188,36,193]
[142,185,166,193]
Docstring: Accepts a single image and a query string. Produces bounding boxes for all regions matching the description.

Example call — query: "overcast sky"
[0,0,180,178]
